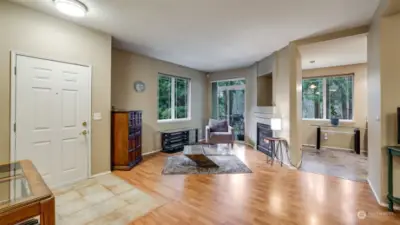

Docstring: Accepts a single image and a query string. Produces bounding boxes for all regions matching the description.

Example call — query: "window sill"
[157,118,191,124]
[302,118,355,123]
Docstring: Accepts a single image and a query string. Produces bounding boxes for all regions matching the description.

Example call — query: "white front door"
[15,55,90,188]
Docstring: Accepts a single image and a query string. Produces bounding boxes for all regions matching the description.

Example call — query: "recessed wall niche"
[257,73,273,106]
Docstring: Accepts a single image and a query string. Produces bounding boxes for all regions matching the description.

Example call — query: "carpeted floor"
[162,155,252,175]
[300,147,367,182]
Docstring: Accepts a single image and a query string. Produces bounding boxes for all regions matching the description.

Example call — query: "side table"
[263,137,284,167]
[0,160,55,225]
[387,146,400,212]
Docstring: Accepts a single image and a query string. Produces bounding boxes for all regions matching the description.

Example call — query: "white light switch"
[93,112,102,121]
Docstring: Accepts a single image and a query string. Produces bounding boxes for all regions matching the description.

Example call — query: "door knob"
[80,130,88,135]
[82,121,87,126]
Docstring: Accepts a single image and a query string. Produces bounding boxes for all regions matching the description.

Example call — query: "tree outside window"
[158,74,190,121]
[302,74,353,120]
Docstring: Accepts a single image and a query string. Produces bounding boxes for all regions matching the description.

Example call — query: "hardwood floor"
[115,144,400,225]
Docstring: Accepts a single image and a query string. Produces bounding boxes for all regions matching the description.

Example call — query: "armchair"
[205,124,235,147]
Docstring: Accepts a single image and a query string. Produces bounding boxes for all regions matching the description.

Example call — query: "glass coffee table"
[183,145,219,168]
[0,160,55,225]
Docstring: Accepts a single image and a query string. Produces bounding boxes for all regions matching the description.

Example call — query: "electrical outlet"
[324,133,328,140]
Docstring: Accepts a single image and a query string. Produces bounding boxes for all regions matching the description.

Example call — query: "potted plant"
[330,105,339,126]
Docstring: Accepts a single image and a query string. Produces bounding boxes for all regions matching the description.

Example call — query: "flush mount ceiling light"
[54,0,88,17]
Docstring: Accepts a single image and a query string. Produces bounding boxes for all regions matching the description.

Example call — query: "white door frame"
[10,51,93,179]
[211,78,246,124]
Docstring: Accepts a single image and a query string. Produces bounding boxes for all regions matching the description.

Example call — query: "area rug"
[202,145,235,156]
[162,155,252,175]
[300,147,367,182]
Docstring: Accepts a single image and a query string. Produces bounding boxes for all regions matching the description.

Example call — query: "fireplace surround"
[256,122,274,157]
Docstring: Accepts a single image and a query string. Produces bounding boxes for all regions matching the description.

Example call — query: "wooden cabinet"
[111,110,142,170]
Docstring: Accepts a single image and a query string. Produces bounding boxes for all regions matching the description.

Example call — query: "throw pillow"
[209,119,228,132]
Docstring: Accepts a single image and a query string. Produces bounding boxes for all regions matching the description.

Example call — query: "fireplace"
[256,122,274,157]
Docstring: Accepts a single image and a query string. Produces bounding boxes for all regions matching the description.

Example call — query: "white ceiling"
[299,34,367,70]
[12,0,379,72]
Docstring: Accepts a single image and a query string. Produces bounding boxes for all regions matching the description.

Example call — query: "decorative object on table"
[271,118,282,131]
[330,105,339,126]
[387,146,400,212]
[111,110,142,170]
[161,128,198,153]
[133,80,146,92]
[0,160,55,225]
[162,155,252,175]
[205,119,235,146]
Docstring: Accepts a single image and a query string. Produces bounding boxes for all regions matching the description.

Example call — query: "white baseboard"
[91,171,111,178]
[302,144,367,153]
[143,149,162,156]
[242,141,255,148]
[367,178,400,210]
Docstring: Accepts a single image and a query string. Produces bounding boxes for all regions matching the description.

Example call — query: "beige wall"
[0,2,112,175]
[367,0,400,203]
[367,0,387,201]
[111,49,207,154]
[380,12,400,200]
[274,44,302,166]
[302,64,368,150]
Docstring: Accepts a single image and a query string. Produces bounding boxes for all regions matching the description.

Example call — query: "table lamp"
[271,118,282,131]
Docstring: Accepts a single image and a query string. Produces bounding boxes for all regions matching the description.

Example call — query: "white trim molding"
[91,171,112,178]
[367,178,400,210]
[302,144,367,153]
[142,149,162,156]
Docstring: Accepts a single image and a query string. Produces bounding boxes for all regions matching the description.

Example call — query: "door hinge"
[14,66,17,75]
[13,123,16,132]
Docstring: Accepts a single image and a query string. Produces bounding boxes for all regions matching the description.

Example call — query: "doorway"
[297,34,368,182]
[11,53,92,188]
[211,79,246,141]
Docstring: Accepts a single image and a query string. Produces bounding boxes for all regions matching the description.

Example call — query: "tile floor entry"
[300,147,367,182]
[52,173,166,225]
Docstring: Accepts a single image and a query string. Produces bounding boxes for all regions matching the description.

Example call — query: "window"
[158,74,190,121]
[302,74,354,120]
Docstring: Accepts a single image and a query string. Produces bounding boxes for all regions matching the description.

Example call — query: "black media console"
[161,128,198,153]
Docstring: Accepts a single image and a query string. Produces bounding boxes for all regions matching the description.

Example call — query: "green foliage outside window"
[302,75,353,120]
[158,74,189,120]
